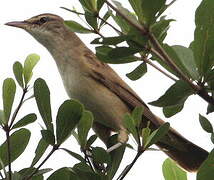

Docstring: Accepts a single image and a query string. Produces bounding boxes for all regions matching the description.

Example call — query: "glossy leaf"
[149,80,194,107]
[99,10,111,28]
[64,21,92,34]
[34,78,53,131]
[31,138,49,167]
[86,134,97,148]
[92,147,111,165]
[23,54,40,85]
[197,149,214,180]
[47,167,79,180]
[142,127,151,144]
[3,78,16,122]
[128,0,143,22]
[0,110,5,125]
[97,0,105,11]
[192,0,214,76]
[77,110,93,148]
[61,148,85,162]
[85,11,98,30]
[172,45,199,80]
[162,158,187,180]
[91,35,132,45]
[131,106,144,127]
[199,114,213,133]
[96,46,138,64]
[0,128,31,169]
[41,130,55,145]
[112,1,140,28]
[151,18,174,42]
[163,104,184,118]
[56,100,83,145]
[12,113,37,129]
[144,122,170,149]
[123,113,138,143]
[141,0,166,25]
[107,135,125,179]
[79,0,95,12]
[126,62,147,81]
[13,61,24,88]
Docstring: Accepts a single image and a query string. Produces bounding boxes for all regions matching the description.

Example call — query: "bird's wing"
[84,48,163,127]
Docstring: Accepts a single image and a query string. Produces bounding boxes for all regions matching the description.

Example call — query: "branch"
[9,88,28,129]
[25,145,58,180]
[105,0,214,106]
[117,150,143,180]
[5,129,11,180]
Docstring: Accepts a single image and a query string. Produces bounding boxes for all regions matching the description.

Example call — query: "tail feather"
[156,128,208,172]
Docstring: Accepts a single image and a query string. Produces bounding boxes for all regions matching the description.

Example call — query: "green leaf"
[99,11,111,28]
[79,0,96,12]
[34,78,53,131]
[211,133,214,144]
[61,148,85,162]
[13,61,24,88]
[47,167,79,180]
[149,80,194,107]
[207,80,214,114]
[86,134,97,148]
[91,35,133,45]
[109,11,131,33]
[0,128,31,169]
[141,0,166,25]
[96,46,138,64]
[23,53,40,85]
[107,135,125,179]
[41,130,55,145]
[77,110,93,148]
[19,167,52,179]
[97,0,105,11]
[112,1,140,28]
[64,21,92,34]
[3,78,16,122]
[92,147,111,165]
[0,110,5,125]
[31,138,49,167]
[163,104,184,118]
[197,149,214,180]
[192,0,214,76]
[126,62,147,81]
[142,127,151,144]
[108,46,142,59]
[199,114,213,133]
[12,113,37,129]
[144,122,170,149]
[128,0,144,22]
[162,158,187,180]
[56,100,83,145]
[151,18,174,42]
[85,11,98,30]
[123,113,138,143]
[172,45,200,80]
[131,106,144,127]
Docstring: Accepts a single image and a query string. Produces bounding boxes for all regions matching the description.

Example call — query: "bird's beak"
[5,21,29,29]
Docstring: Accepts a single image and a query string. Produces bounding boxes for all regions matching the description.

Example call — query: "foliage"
[2,0,214,179]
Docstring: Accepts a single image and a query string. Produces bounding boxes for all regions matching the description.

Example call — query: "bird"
[6,13,208,172]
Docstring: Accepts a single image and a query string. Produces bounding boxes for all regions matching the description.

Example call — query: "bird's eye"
[39,17,49,24]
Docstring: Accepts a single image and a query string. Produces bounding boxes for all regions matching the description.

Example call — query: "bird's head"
[5,13,69,49]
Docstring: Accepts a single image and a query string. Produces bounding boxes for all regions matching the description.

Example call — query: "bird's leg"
[107,129,128,153]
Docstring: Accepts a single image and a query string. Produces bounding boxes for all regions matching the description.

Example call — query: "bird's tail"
[156,127,208,172]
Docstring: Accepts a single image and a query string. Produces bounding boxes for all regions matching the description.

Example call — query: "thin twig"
[83,150,95,172]
[137,56,177,81]
[105,0,214,106]
[25,145,58,180]
[9,88,28,129]
[117,150,143,180]
[5,129,11,180]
